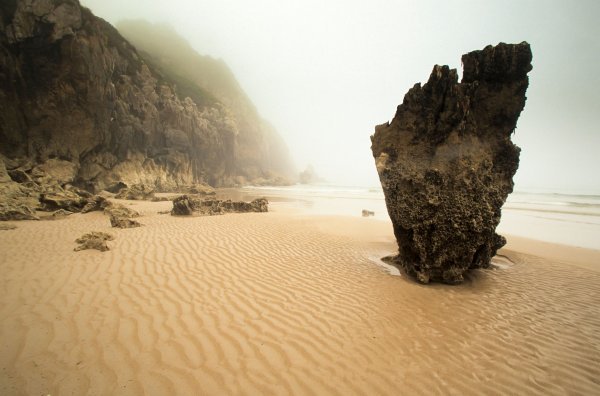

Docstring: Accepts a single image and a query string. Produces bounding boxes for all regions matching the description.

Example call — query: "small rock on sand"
[109,215,142,229]
[74,232,115,252]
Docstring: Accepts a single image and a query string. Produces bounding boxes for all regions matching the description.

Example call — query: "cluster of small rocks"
[0,157,110,221]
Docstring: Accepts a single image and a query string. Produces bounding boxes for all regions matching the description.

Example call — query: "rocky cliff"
[116,20,295,187]
[0,0,295,193]
[371,42,532,284]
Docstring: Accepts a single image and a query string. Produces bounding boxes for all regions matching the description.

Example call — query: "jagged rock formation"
[115,184,156,201]
[0,157,39,220]
[171,195,268,216]
[0,155,109,220]
[81,194,108,213]
[103,202,141,228]
[104,203,139,219]
[371,42,532,284]
[74,231,114,252]
[109,214,141,229]
[0,0,295,195]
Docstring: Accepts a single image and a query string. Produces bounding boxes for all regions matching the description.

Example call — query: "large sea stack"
[371,42,532,284]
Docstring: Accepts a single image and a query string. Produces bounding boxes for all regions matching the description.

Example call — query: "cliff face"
[371,43,532,284]
[0,0,295,192]
[116,20,295,186]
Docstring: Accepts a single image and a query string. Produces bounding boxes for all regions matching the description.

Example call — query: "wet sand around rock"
[1,199,599,395]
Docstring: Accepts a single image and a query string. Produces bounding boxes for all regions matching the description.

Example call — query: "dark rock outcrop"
[104,202,141,228]
[80,195,109,213]
[0,203,39,221]
[0,157,40,220]
[7,169,31,184]
[104,203,140,218]
[371,42,532,284]
[171,195,195,216]
[38,181,109,213]
[109,214,141,229]
[0,0,295,194]
[40,190,87,212]
[74,231,114,252]
[0,154,114,220]
[115,184,156,200]
[171,195,269,216]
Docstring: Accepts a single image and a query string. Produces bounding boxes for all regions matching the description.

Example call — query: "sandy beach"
[1,198,599,395]
[2,0,599,395]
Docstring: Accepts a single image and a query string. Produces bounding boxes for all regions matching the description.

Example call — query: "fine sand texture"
[1,199,599,395]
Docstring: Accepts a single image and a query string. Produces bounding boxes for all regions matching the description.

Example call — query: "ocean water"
[501,190,600,249]
[240,184,600,250]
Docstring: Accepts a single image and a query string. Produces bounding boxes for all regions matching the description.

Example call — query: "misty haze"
[83,0,600,192]
[1,1,599,395]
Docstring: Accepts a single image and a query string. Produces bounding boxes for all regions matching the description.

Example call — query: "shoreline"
[226,184,600,250]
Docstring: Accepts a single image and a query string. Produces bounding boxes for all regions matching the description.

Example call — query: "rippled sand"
[1,199,599,395]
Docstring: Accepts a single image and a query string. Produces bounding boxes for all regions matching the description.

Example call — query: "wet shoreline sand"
[1,198,599,395]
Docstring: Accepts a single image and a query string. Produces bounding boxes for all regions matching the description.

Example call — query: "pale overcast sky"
[81,0,600,193]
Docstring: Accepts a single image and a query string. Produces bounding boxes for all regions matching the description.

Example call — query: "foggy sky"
[81,0,600,193]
